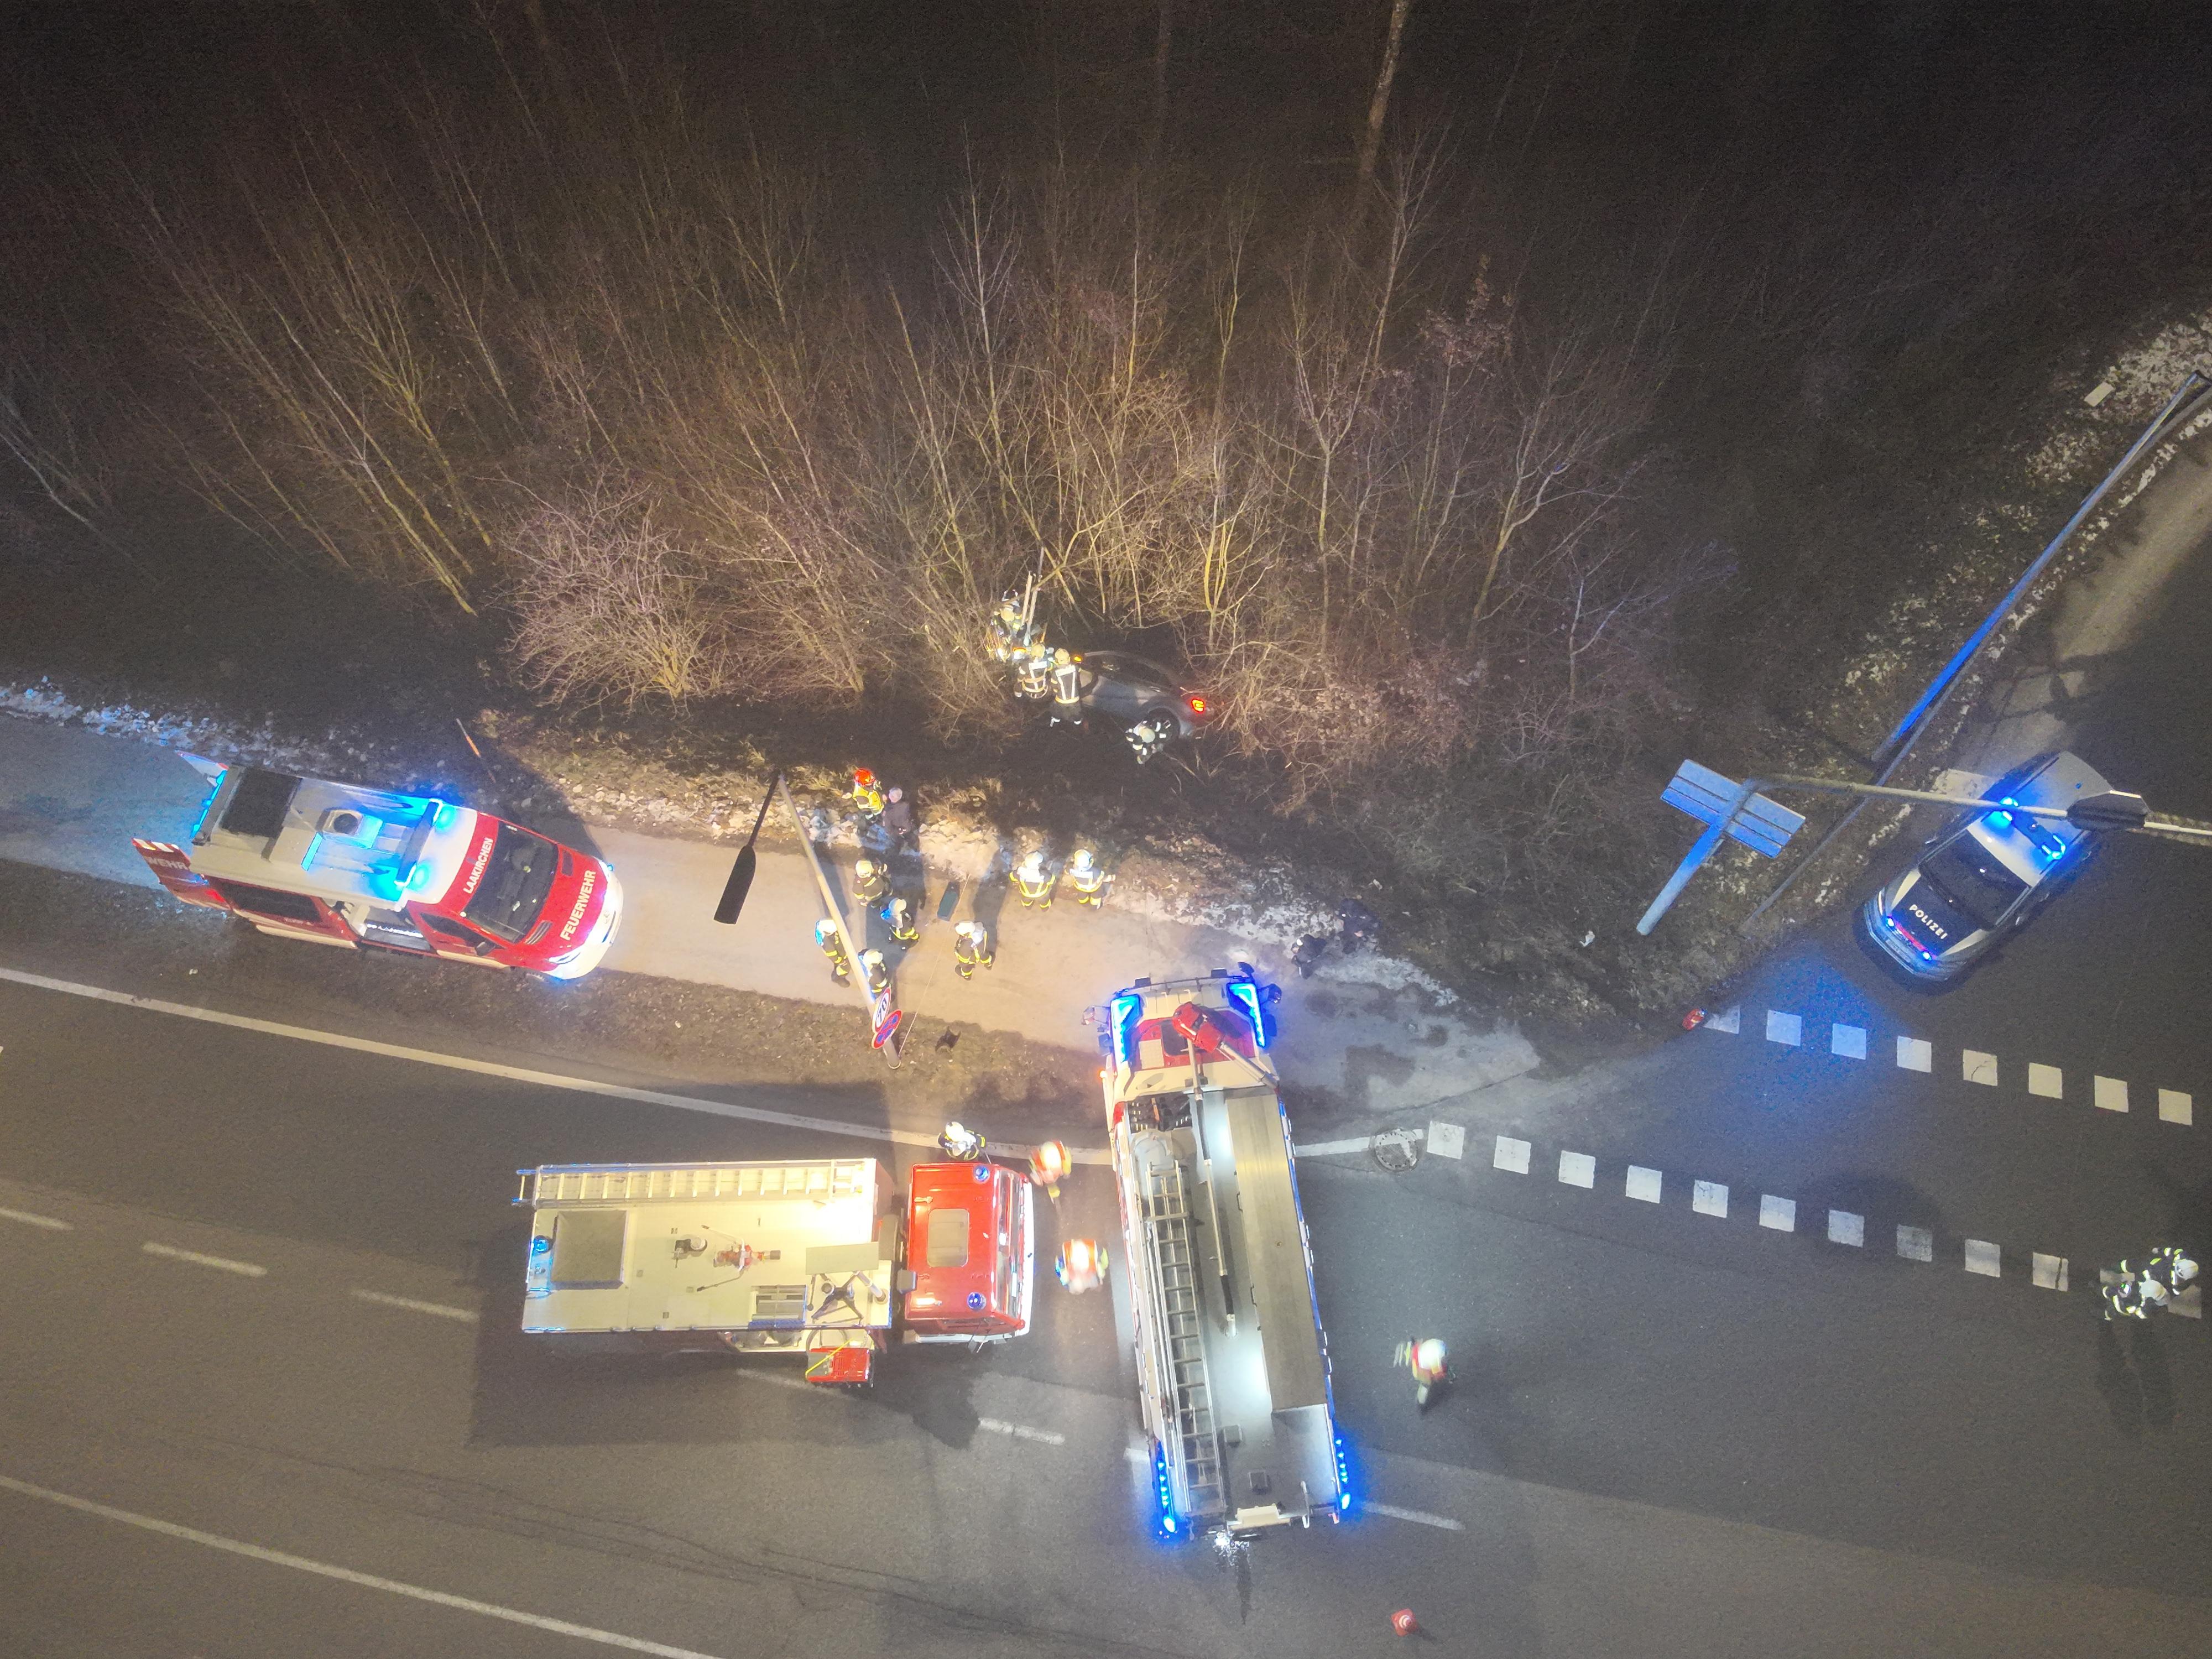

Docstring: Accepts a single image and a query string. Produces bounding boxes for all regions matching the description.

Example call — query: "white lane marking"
[1765,1010,1802,1047]
[1692,1181,1728,1219]
[0,967,1112,1163]
[1828,1210,1864,1248]
[349,1288,479,1323]
[1557,1150,1595,1189]
[2159,1089,2193,1126]
[1896,1225,1933,1262]
[1493,1136,1531,1175]
[1830,1024,1866,1060]
[1704,1006,1741,1034]
[0,1205,72,1232]
[2027,1063,2064,1099]
[2032,1253,2069,1291]
[142,1241,266,1277]
[0,1472,728,1659]
[1295,1136,1387,1157]
[1964,1239,2001,1277]
[978,1418,1067,1446]
[2094,1076,2130,1113]
[1624,1165,1662,1203]
[1425,1120,1465,1160]
[1896,1037,1933,1073]
[1363,1501,1465,1532]
[1759,1194,1795,1232]
[1963,1051,1999,1087]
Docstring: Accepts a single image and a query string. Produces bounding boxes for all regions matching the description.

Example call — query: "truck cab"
[902,1160,1034,1343]
[135,758,621,979]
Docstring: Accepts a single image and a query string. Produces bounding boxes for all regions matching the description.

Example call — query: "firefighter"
[852,857,889,904]
[2103,1275,2152,1321]
[2143,1245,2200,1300]
[987,594,1030,663]
[1125,714,1174,764]
[1016,644,1053,702]
[848,768,886,821]
[1394,1337,1449,1407]
[952,920,995,979]
[858,947,890,995]
[1029,1139,1069,1199]
[1055,1237,1107,1294]
[938,1120,986,1161]
[1066,847,1110,909]
[815,919,851,984]
[1049,648,1084,727]
[883,895,920,946]
[1014,850,1055,908]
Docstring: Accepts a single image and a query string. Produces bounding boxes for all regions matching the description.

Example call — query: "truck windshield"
[461,823,561,943]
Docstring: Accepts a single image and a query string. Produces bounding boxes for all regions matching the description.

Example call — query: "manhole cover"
[1370,1130,1422,1173]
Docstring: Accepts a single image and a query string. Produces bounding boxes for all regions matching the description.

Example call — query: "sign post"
[1637,761,1806,936]
[777,777,902,1066]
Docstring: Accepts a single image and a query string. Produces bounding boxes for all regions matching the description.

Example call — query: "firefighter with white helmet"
[814,919,851,983]
[884,894,919,945]
[852,858,889,904]
[1125,713,1174,764]
[938,1120,986,1160]
[1029,1139,1069,1199]
[1394,1337,1449,1407]
[1066,847,1110,909]
[1014,850,1054,908]
[859,948,890,995]
[1056,1237,1107,1293]
[952,920,994,979]
[2145,1245,2200,1300]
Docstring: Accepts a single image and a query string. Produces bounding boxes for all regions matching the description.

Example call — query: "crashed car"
[1074,650,1217,739]
[1859,750,2109,983]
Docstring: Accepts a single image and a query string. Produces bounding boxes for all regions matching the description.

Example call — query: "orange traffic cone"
[1390,1608,1419,1636]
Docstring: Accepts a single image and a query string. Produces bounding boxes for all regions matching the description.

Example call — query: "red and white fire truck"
[134,756,622,979]
[514,1155,1034,1381]
[1094,967,1347,1538]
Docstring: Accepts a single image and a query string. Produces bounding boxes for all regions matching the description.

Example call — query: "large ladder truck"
[515,1155,1034,1382]
[1092,967,1347,1538]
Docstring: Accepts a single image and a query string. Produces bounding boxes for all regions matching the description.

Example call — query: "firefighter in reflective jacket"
[858,948,890,995]
[2144,1245,2200,1300]
[1056,1237,1107,1294]
[2104,1275,2154,1321]
[815,919,851,983]
[852,858,889,904]
[1125,713,1173,764]
[1066,847,1110,908]
[1016,645,1052,701]
[883,895,920,945]
[952,920,994,979]
[1029,1139,1069,1200]
[1395,1337,1449,1407]
[848,768,886,821]
[1049,649,1084,726]
[987,595,1031,663]
[1014,851,1054,907]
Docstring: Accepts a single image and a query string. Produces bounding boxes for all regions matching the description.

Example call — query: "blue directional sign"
[1661,760,1804,857]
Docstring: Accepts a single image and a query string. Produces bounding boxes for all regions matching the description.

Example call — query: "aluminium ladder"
[1144,1152,1224,1518]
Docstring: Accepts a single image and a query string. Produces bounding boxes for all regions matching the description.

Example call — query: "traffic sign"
[1661,760,1805,857]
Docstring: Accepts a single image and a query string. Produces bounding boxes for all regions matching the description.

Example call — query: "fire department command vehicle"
[514,1156,1035,1381]
[133,756,622,978]
[1094,968,1347,1537]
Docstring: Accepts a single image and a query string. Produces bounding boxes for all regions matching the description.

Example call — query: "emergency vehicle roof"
[517,1159,895,1337]
[903,1160,1020,1316]
[184,763,481,909]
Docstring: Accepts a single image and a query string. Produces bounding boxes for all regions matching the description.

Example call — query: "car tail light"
[1183,693,1210,717]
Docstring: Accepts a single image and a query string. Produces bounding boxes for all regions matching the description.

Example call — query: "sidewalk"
[0,715,1539,1117]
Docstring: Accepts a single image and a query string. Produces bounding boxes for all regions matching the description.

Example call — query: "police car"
[1860,750,2110,983]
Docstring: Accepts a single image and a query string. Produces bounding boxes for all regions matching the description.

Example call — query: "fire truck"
[514,1155,1034,1381]
[1093,967,1347,1538]
[133,755,621,979]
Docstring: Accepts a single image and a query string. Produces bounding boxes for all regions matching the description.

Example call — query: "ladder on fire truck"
[1143,1153,1224,1519]
[518,1158,872,1206]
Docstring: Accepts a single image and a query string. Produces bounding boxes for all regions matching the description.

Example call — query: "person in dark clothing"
[1338,899,1381,953]
[881,786,916,852]
[1292,933,1331,978]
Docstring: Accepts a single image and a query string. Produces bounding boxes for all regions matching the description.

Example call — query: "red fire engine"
[134,755,622,979]
[515,1156,1034,1381]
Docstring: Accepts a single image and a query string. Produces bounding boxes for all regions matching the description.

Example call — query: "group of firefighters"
[2100,1244,2200,1321]
[811,767,1117,991]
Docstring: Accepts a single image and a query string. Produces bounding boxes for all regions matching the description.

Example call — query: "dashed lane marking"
[1625,1166,1662,1204]
[2028,1063,2064,1099]
[349,1289,479,1323]
[1963,1051,1999,1087]
[1558,1150,1596,1188]
[1759,1195,1795,1232]
[1493,1136,1531,1175]
[1363,1503,1465,1532]
[1765,1010,1802,1047]
[1831,1024,1866,1060]
[1896,1225,1933,1263]
[2161,1089,2194,1126]
[1896,1036,1933,1073]
[0,1206,72,1232]
[1425,1120,1466,1160]
[978,1418,1067,1446]
[0,967,1108,1165]
[1965,1239,2002,1277]
[1705,1006,1741,1034]
[2033,1254,2069,1291]
[142,1241,266,1277]
[1692,1181,1728,1219]
[2095,1076,2130,1114]
[0,1473,730,1659]
[1828,1210,1865,1248]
